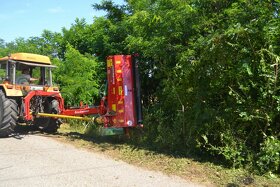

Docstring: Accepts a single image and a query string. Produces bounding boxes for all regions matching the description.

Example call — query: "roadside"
[0,133,198,187]
[48,123,280,187]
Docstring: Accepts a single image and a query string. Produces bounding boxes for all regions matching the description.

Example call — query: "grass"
[50,123,280,187]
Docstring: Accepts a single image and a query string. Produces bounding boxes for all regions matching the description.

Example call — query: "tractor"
[0,53,143,137]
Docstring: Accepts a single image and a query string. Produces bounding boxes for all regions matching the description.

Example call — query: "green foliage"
[257,136,280,174]
[0,30,62,57]
[123,0,280,174]
[93,0,128,22]
[55,44,100,106]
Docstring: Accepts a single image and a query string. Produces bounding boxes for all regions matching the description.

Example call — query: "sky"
[0,0,125,43]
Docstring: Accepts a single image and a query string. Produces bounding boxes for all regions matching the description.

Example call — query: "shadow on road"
[56,130,128,153]
[11,124,42,140]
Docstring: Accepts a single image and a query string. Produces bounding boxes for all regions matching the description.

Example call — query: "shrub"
[257,136,280,174]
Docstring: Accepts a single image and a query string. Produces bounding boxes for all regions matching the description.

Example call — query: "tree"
[55,44,100,106]
[0,38,5,48]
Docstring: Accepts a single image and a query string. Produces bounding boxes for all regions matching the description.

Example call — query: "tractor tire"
[44,118,62,133]
[0,90,18,137]
[42,99,62,133]
[9,99,18,129]
[34,99,62,133]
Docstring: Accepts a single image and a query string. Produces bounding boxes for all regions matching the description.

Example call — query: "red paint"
[106,55,136,127]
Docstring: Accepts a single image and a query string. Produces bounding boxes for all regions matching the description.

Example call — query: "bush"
[257,136,280,174]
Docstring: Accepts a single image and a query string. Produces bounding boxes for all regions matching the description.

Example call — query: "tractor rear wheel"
[34,99,62,133]
[0,90,18,137]
[9,99,18,130]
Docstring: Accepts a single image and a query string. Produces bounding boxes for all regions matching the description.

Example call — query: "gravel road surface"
[0,134,203,187]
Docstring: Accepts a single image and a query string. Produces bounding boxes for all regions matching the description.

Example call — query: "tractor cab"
[0,53,59,96]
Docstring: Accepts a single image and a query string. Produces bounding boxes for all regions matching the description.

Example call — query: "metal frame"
[23,90,108,123]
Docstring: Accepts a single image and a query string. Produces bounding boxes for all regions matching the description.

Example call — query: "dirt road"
[0,134,202,187]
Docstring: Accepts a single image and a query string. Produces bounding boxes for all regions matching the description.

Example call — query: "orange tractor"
[0,53,143,137]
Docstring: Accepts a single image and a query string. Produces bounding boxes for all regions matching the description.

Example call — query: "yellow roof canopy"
[0,53,51,65]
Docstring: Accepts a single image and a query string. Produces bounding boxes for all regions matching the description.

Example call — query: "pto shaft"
[34,113,103,124]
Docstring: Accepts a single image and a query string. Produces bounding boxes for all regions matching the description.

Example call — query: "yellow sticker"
[118,86,123,95]
[112,104,116,111]
[107,59,113,67]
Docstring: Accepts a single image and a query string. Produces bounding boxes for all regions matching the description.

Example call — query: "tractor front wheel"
[0,90,18,137]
